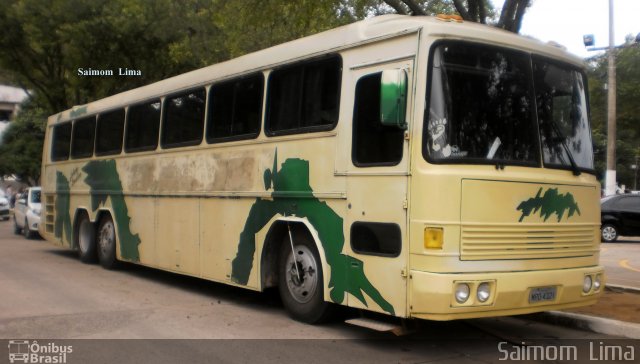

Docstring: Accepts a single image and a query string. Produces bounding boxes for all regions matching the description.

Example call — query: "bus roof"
[50,14,584,124]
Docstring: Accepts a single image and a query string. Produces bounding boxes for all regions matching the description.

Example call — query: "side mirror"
[380,69,408,129]
[17,198,27,206]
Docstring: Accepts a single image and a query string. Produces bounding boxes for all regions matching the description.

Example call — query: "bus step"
[345,317,407,335]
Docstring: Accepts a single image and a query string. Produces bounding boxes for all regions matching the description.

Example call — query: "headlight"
[583,275,593,293]
[31,208,41,216]
[455,283,470,303]
[477,282,491,303]
[594,274,601,291]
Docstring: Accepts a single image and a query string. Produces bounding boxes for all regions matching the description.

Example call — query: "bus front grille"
[460,224,599,260]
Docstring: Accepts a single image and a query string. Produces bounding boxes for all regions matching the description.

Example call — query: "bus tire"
[97,215,119,269]
[77,214,97,263]
[278,232,333,324]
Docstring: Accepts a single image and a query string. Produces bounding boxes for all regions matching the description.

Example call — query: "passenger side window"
[352,73,404,166]
[51,123,72,161]
[125,99,161,152]
[207,74,263,142]
[162,88,206,148]
[71,116,96,159]
[266,55,341,135]
[96,109,125,156]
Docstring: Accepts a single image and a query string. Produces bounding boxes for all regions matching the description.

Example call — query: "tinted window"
[615,196,640,212]
[125,99,161,152]
[533,57,594,170]
[267,55,341,134]
[51,123,72,161]
[207,74,263,142]
[351,222,402,257]
[96,109,125,156]
[30,189,41,203]
[71,116,96,158]
[162,88,206,148]
[353,73,404,166]
[425,42,538,165]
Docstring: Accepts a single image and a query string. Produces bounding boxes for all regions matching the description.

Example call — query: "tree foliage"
[0,100,47,185]
[381,0,531,33]
[587,41,640,189]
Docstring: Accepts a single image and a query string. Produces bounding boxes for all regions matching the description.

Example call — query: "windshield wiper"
[548,120,581,176]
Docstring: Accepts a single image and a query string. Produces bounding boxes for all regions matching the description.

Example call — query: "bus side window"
[125,99,161,153]
[162,88,206,149]
[51,123,72,161]
[266,55,341,135]
[96,109,125,156]
[352,73,404,166]
[207,73,263,143]
[70,116,96,159]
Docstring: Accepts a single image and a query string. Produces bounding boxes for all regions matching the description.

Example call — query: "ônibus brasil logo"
[7,340,72,364]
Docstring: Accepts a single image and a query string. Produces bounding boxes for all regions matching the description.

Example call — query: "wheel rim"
[602,226,616,241]
[79,219,92,253]
[284,245,319,304]
[98,220,115,256]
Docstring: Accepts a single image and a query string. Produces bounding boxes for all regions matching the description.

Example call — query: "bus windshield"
[425,42,593,172]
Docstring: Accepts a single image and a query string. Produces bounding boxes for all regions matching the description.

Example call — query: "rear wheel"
[13,216,21,235]
[601,224,618,242]
[278,231,333,324]
[23,218,36,239]
[77,214,97,263]
[97,215,119,269]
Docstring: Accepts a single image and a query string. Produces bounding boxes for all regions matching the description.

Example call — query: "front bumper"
[409,266,604,320]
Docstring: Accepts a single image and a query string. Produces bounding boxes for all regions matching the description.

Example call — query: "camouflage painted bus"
[41,15,603,324]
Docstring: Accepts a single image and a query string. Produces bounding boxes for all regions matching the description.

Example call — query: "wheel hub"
[285,245,318,304]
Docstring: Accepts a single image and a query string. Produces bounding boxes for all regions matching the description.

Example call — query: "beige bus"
[40,15,603,324]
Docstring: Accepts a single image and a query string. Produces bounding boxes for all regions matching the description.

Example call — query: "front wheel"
[13,216,22,235]
[97,215,119,269]
[278,232,333,324]
[23,218,36,239]
[601,224,618,242]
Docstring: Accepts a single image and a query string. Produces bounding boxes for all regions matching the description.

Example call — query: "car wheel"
[77,214,97,263]
[23,218,35,239]
[97,215,119,269]
[601,224,618,242]
[13,216,22,235]
[278,231,333,324]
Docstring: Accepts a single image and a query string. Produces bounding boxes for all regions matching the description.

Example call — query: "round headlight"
[477,282,491,303]
[455,283,470,303]
[583,275,593,293]
[594,274,601,291]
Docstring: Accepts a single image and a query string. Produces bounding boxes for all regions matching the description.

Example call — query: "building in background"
[0,84,29,142]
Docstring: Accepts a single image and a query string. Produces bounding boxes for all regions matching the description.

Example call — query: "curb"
[606,283,640,294]
[533,311,640,339]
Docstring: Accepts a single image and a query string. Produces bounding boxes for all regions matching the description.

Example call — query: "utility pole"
[604,0,617,196]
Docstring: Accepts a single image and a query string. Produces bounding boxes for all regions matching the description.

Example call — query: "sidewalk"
[530,285,640,339]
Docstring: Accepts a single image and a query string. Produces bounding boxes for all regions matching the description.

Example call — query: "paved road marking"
[619,259,640,273]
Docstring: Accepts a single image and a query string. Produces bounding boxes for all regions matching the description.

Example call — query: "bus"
[40,14,603,324]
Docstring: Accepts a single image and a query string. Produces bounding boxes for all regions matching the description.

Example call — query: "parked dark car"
[600,194,640,242]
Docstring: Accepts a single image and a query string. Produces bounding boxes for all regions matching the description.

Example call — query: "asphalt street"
[0,219,636,364]
[601,236,640,289]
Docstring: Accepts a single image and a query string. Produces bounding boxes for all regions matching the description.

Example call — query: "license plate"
[529,286,557,303]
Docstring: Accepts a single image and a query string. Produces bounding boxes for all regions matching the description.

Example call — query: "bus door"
[340,57,414,317]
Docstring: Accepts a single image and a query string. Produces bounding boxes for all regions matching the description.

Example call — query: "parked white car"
[14,187,41,239]
[0,190,9,221]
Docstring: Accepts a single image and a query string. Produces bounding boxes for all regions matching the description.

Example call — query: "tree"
[381,0,531,33]
[0,100,47,185]
[587,40,640,189]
